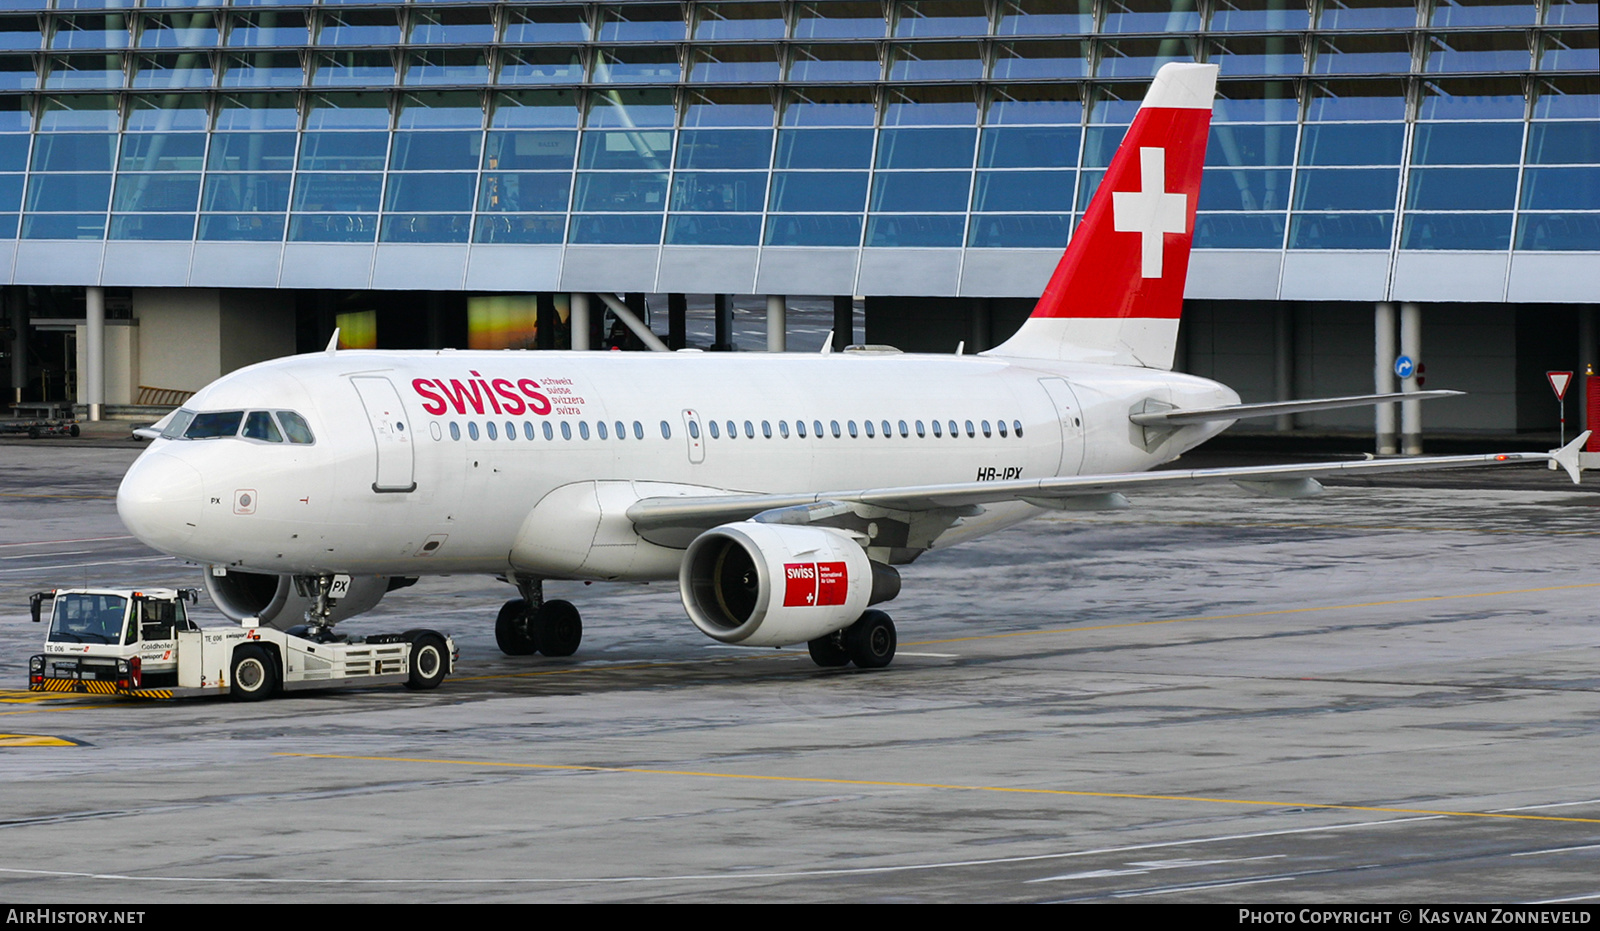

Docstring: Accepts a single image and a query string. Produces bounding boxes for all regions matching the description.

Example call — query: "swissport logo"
[412,371,553,417]
[783,562,849,608]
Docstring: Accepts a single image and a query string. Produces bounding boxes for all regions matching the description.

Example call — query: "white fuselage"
[117,349,1238,581]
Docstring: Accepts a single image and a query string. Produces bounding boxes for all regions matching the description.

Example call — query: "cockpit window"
[184,411,244,439]
[161,409,196,440]
[242,411,283,443]
[277,411,314,444]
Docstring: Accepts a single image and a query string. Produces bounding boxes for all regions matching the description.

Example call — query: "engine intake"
[203,568,402,628]
[679,522,898,647]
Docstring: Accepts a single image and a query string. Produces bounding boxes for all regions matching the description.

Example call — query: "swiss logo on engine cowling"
[783,562,849,607]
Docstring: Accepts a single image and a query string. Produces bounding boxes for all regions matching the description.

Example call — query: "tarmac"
[0,427,1597,903]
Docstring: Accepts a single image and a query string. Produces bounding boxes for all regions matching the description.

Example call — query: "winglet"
[325,328,341,355]
[1550,431,1589,484]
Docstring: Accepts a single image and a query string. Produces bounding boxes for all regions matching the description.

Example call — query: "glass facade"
[0,0,1591,268]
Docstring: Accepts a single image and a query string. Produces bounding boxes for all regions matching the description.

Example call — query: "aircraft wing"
[1128,390,1464,426]
[627,434,1587,544]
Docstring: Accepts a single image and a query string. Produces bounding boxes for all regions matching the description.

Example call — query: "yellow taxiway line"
[277,752,1600,826]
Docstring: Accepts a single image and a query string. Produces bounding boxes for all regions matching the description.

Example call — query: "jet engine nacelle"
[202,568,405,628]
[679,522,899,648]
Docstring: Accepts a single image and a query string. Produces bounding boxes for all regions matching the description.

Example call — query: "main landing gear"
[807,610,897,670]
[496,577,582,658]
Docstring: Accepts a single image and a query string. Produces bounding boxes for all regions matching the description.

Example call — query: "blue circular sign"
[1395,355,1415,379]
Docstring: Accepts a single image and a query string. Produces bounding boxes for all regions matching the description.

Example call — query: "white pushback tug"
[28,584,454,701]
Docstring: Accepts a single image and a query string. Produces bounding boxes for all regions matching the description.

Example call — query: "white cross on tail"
[1112,146,1188,279]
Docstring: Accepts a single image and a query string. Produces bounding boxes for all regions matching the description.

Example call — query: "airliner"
[116,64,1583,671]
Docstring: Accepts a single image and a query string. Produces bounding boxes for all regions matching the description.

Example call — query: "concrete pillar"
[1274,304,1294,432]
[1375,302,1397,455]
[1579,306,1595,435]
[766,294,786,352]
[536,293,556,350]
[85,286,104,421]
[968,298,990,353]
[569,292,590,350]
[1400,302,1422,455]
[713,294,732,351]
[832,295,853,351]
[6,288,24,405]
[667,293,687,349]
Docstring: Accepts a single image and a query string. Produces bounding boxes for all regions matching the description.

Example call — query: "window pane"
[292,173,383,211]
[871,172,971,212]
[1299,123,1405,165]
[972,171,1074,211]
[199,213,286,241]
[109,214,195,240]
[506,6,591,43]
[1288,213,1394,248]
[665,214,762,245]
[385,173,477,211]
[1103,0,1200,33]
[1193,213,1286,247]
[894,0,989,37]
[569,214,663,244]
[1401,213,1512,249]
[1521,168,1600,210]
[380,214,471,243]
[579,130,673,170]
[572,173,669,211]
[774,129,873,169]
[208,133,297,172]
[876,128,976,169]
[979,127,1079,168]
[484,131,578,170]
[671,172,767,211]
[764,213,862,245]
[1405,167,1518,209]
[795,1,887,39]
[112,173,201,211]
[299,132,388,170]
[999,0,1094,35]
[1320,0,1417,30]
[1526,123,1600,165]
[120,133,205,171]
[478,173,571,212]
[1411,122,1522,164]
[289,214,378,242]
[1210,0,1311,31]
[1430,0,1536,26]
[598,4,686,41]
[967,214,1071,247]
[22,214,106,239]
[390,131,481,171]
[26,173,112,211]
[201,173,292,212]
[768,172,868,211]
[1516,214,1600,250]
[473,214,565,243]
[1199,168,1292,210]
[1206,125,1297,167]
[866,214,965,246]
[1294,169,1399,209]
[676,129,773,169]
[500,47,585,84]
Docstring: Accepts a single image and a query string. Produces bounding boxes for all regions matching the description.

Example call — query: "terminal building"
[0,0,1595,443]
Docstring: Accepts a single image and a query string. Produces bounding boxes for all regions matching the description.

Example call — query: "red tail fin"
[987,62,1218,368]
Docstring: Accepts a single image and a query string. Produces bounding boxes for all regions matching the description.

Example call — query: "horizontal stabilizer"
[1129,390,1465,426]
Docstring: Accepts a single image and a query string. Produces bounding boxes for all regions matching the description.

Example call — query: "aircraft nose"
[117,451,204,553]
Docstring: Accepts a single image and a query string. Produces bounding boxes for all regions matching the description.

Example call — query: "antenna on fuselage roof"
[325,328,340,356]
[955,341,965,355]
[820,331,834,355]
